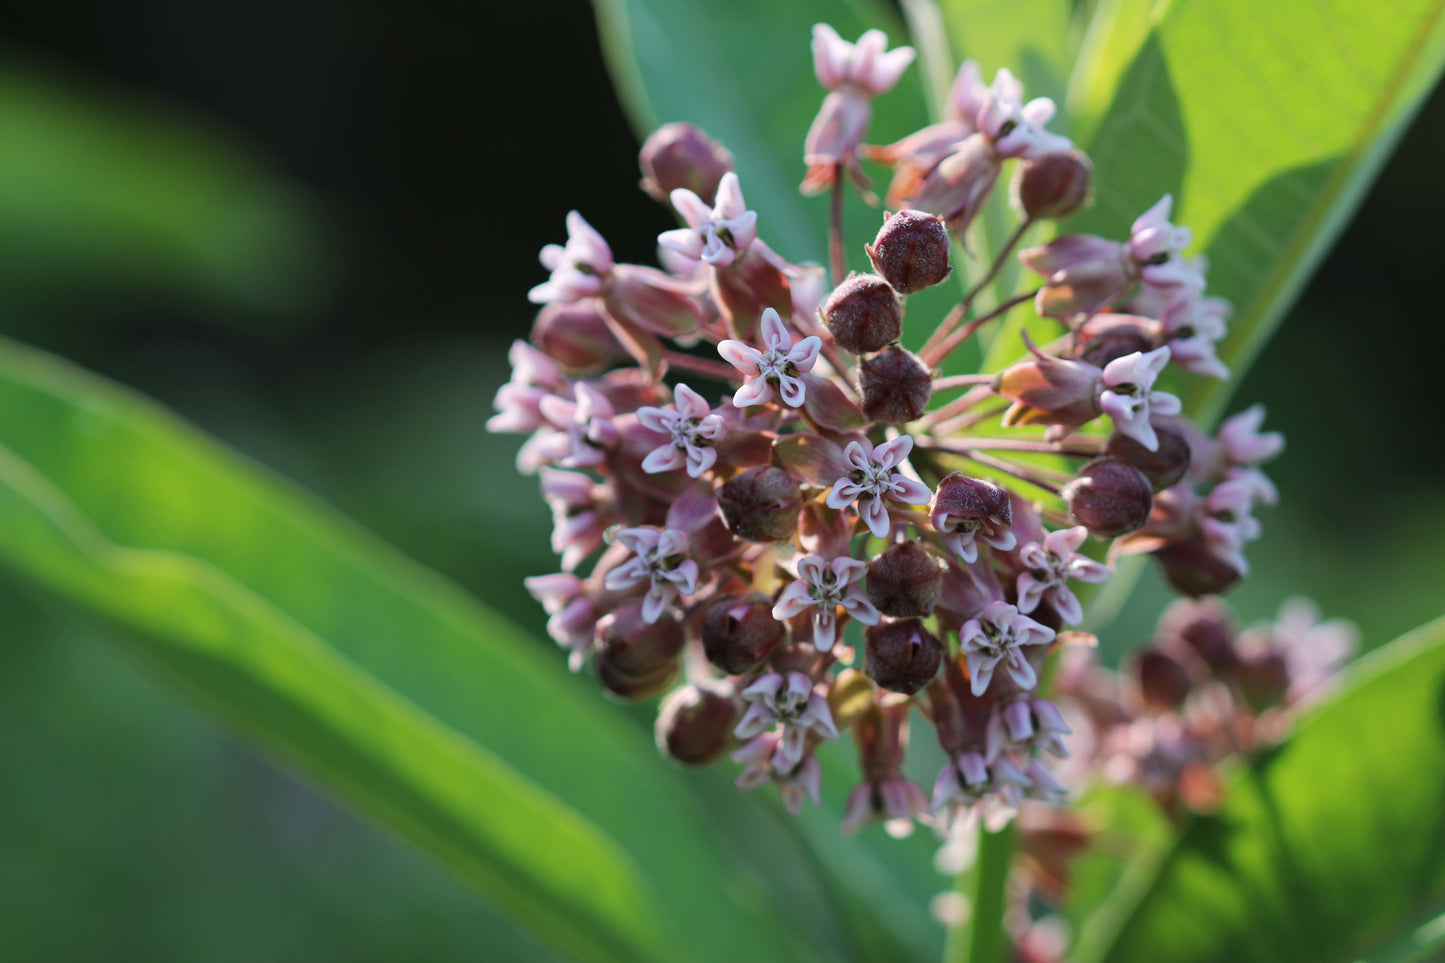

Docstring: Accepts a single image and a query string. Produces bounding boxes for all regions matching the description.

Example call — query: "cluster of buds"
[490,22,1297,834]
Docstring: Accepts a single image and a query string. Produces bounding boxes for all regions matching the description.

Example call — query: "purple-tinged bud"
[865,619,943,695]
[1132,646,1191,711]
[1075,313,1159,369]
[639,123,734,206]
[1107,425,1192,492]
[700,593,786,674]
[821,273,903,353]
[1012,149,1092,220]
[1154,539,1244,598]
[930,473,1016,563]
[655,681,739,765]
[1237,651,1290,711]
[867,541,943,618]
[717,466,802,542]
[859,347,932,423]
[1020,234,1135,320]
[866,210,952,294]
[530,302,627,372]
[996,349,1102,430]
[1062,458,1153,537]
[602,264,704,339]
[595,604,684,699]
[1158,597,1238,671]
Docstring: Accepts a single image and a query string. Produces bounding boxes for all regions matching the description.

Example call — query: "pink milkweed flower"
[802,24,915,194]
[658,171,758,268]
[841,775,930,837]
[523,573,597,670]
[1020,234,1135,319]
[985,698,1073,764]
[959,600,1056,695]
[825,435,933,539]
[1016,526,1112,626]
[974,68,1071,160]
[533,381,621,470]
[867,60,986,207]
[486,341,568,434]
[1200,478,1262,575]
[602,526,699,623]
[539,467,609,571]
[1159,287,1230,380]
[734,671,840,770]
[732,733,823,815]
[528,211,614,305]
[932,749,1030,814]
[1128,195,1195,290]
[1098,347,1183,452]
[1217,404,1285,466]
[635,383,728,478]
[717,307,823,408]
[772,554,881,652]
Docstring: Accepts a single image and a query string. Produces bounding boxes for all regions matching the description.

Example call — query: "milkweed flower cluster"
[489,22,1320,839]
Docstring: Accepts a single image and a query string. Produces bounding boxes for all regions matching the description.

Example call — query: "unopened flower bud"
[1158,597,1238,670]
[1132,646,1191,711]
[995,350,1102,430]
[1237,651,1290,711]
[1075,313,1158,369]
[1012,149,1092,220]
[865,619,943,695]
[866,210,952,294]
[655,682,739,765]
[639,122,734,206]
[595,604,684,699]
[821,274,903,353]
[1062,458,1153,537]
[717,466,802,542]
[1107,425,1192,491]
[859,347,932,423]
[700,593,786,674]
[867,540,942,617]
[531,301,626,372]
[1154,539,1244,598]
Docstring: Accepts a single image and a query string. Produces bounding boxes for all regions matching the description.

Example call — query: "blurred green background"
[0,2,1441,960]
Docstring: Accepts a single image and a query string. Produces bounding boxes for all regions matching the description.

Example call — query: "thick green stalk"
[944,821,1016,963]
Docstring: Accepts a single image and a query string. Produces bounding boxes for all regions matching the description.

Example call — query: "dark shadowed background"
[0,2,1440,959]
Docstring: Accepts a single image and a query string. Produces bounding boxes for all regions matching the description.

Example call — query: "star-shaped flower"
[974,68,1071,160]
[825,436,932,539]
[959,601,1056,695]
[636,383,727,478]
[527,211,614,305]
[1098,347,1183,452]
[602,527,699,623]
[533,381,620,470]
[984,698,1072,763]
[658,171,758,268]
[732,733,823,815]
[810,24,915,96]
[771,554,880,652]
[734,671,840,770]
[1015,526,1111,625]
[717,307,822,408]
[1128,195,1195,289]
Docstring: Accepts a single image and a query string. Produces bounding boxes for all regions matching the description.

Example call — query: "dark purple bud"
[859,347,932,423]
[1063,458,1154,537]
[865,619,943,695]
[1154,539,1244,598]
[655,682,739,765]
[1076,314,1158,369]
[1107,425,1192,492]
[717,465,802,542]
[930,472,1012,532]
[821,273,903,353]
[595,604,684,698]
[865,210,952,294]
[867,540,943,618]
[1158,597,1238,671]
[638,122,734,205]
[596,657,676,700]
[1132,646,1191,711]
[700,593,786,674]
[531,302,627,372]
[1237,651,1290,711]
[1012,149,1092,220]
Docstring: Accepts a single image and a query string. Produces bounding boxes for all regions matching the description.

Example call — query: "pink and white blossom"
[658,171,758,268]
[841,775,930,837]
[734,671,839,770]
[810,24,915,95]
[772,554,880,652]
[717,307,822,408]
[985,698,1073,763]
[532,381,621,470]
[602,527,699,623]
[932,749,1029,814]
[733,733,823,815]
[636,383,727,478]
[1160,288,1230,380]
[975,68,1071,160]
[1015,526,1111,625]
[1128,195,1196,290]
[826,436,933,539]
[959,600,1056,695]
[929,474,1016,563]
[1217,404,1285,466]
[528,211,614,305]
[1200,478,1262,575]
[1098,347,1183,452]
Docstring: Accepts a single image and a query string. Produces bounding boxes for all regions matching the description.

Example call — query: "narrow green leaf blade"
[1078,615,1445,963]
[0,439,668,963]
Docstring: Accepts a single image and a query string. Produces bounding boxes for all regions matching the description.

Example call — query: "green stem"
[945,821,1016,963]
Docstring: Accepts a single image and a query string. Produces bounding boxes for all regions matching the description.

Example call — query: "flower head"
[772,554,880,652]
[826,436,933,538]
[1016,526,1111,625]
[658,172,758,267]
[929,473,1016,563]
[717,308,822,408]
[810,24,915,95]
[959,601,1056,695]
[734,671,840,770]
[733,733,823,815]
[975,69,1071,160]
[528,211,614,305]
[1098,347,1183,452]
[1128,195,1195,289]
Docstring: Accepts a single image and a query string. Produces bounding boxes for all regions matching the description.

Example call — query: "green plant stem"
[945,821,1016,963]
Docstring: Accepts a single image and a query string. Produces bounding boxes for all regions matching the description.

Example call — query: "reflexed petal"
[684,446,717,478]
[669,188,713,228]
[760,307,789,350]
[826,479,862,509]
[787,335,823,371]
[1016,572,1047,614]
[657,227,705,260]
[872,434,914,469]
[795,555,828,585]
[860,496,892,538]
[635,405,672,434]
[812,610,838,652]
[641,586,669,623]
[641,444,686,474]
[773,581,816,620]
[778,374,808,408]
[732,378,774,408]
[718,339,763,374]
[830,556,867,582]
[890,476,933,504]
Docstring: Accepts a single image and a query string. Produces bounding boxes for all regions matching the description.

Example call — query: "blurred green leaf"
[1065,0,1445,421]
[1076,614,1445,963]
[0,59,329,323]
[0,336,846,963]
[937,0,1075,108]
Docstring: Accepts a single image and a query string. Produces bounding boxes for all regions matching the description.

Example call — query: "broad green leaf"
[1067,0,1445,422]
[1076,614,1445,963]
[937,0,1075,108]
[0,61,329,323]
[1065,0,1158,143]
[0,337,839,963]
[0,437,664,963]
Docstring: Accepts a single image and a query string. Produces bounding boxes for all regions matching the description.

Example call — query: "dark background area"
[0,1,1440,959]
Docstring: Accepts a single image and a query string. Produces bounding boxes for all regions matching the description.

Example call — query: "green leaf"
[1066,0,1445,422]
[0,336,835,963]
[937,0,1075,108]
[1076,614,1445,963]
